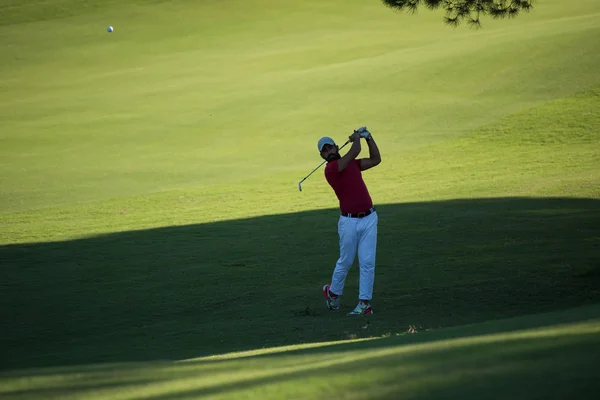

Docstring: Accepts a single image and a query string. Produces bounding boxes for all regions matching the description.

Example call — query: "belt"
[341,207,376,218]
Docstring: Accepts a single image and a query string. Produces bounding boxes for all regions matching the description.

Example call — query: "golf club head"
[298,181,302,191]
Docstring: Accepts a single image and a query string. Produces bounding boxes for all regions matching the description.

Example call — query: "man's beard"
[326,152,341,162]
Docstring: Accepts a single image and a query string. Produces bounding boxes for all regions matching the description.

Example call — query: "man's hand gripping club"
[337,128,363,172]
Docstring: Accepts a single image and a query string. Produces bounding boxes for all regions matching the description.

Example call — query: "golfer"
[318,128,381,315]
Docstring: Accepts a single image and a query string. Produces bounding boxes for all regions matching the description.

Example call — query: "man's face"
[320,144,340,162]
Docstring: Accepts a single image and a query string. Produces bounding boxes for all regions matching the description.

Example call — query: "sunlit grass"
[1,0,599,399]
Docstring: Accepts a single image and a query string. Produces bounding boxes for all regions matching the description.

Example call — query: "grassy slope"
[1,0,600,398]
[1,0,599,216]
[1,304,599,399]
[1,80,599,398]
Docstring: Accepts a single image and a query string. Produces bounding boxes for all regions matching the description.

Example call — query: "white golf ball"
[107,26,114,33]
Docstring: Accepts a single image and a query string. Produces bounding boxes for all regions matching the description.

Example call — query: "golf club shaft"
[298,140,350,190]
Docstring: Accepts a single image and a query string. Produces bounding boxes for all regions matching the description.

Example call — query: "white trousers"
[330,211,378,301]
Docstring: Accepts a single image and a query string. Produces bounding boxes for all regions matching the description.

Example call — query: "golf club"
[298,127,368,191]
[297,140,350,191]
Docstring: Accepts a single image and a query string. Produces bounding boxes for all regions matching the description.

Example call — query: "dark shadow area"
[133,325,600,400]
[0,377,163,399]
[1,197,599,371]
[5,307,599,400]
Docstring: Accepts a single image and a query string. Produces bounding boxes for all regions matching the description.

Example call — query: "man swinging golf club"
[318,127,381,315]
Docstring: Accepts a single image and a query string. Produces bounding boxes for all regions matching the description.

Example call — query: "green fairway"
[1,304,599,399]
[1,0,599,215]
[1,0,600,398]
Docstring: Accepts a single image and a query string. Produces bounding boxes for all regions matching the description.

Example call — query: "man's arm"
[337,131,362,172]
[359,133,381,171]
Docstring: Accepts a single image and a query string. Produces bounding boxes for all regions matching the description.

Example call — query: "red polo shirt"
[324,159,373,214]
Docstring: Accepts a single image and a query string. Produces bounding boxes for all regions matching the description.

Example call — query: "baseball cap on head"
[318,136,336,152]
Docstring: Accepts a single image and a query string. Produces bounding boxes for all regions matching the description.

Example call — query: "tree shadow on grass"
[123,328,600,400]
[1,197,599,372]
[153,327,600,400]
[5,309,599,400]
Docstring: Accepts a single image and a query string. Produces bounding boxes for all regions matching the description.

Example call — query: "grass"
[2,0,600,214]
[1,305,599,399]
[1,0,600,398]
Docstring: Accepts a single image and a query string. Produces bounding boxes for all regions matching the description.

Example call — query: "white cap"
[317,136,336,152]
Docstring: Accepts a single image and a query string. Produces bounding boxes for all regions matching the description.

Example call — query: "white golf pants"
[330,211,378,301]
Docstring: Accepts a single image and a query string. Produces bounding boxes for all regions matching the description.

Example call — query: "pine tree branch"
[381,0,535,28]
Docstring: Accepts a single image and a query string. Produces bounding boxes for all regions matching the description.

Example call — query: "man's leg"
[357,212,378,302]
[330,216,358,296]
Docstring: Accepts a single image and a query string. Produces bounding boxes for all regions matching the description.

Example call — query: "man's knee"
[336,257,354,270]
[359,259,375,271]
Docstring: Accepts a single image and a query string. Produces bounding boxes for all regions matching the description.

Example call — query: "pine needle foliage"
[382,0,535,28]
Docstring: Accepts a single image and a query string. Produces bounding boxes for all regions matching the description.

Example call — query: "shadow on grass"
[119,327,600,400]
[1,197,599,372]
[4,307,599,399]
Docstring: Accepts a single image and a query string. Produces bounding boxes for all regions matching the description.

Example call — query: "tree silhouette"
[382,0,535,28]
